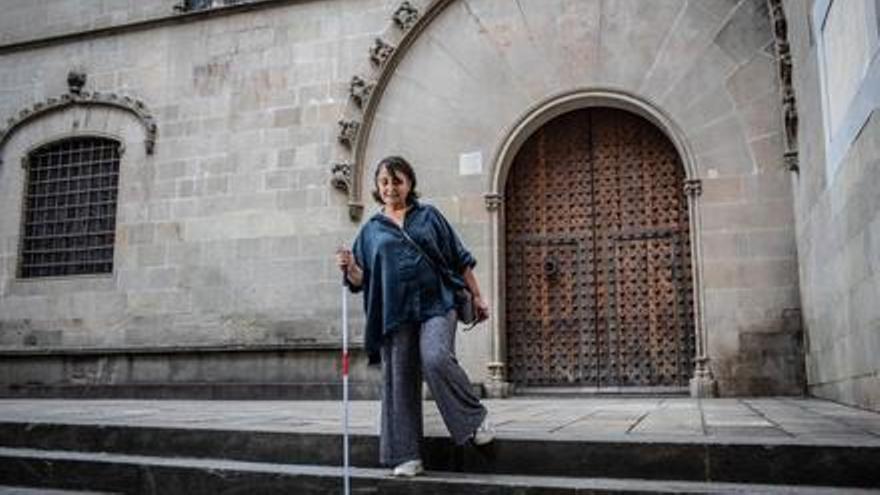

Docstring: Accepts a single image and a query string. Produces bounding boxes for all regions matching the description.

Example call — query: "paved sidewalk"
[1,397,879,446]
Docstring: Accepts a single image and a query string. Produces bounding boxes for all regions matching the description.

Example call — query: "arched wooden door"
[504,107,695,390]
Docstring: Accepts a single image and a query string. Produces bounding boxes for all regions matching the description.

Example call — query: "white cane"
[341,276,351,495]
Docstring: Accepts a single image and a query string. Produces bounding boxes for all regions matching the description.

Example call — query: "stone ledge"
[0,342,364,357]
[0,423,878,489]
[0,0,309,55]
[0,382,379,400]
[5,446,872,495]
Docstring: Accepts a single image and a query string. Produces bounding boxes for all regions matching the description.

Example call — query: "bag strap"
[397,226,440,272]
[396,225,460,288]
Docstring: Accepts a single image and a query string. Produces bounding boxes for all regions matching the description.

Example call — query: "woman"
[335,155,494,477]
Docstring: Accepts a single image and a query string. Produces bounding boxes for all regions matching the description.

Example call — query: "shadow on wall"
[721,308,807,396]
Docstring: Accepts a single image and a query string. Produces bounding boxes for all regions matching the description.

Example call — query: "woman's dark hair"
[371,155,420,205]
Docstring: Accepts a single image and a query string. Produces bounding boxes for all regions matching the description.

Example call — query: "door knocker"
[544,255,559,278]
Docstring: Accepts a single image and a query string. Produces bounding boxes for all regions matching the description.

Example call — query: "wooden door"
[504,108,695,389]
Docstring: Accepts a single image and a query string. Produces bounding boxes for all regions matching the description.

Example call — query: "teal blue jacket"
[347,202,476,364]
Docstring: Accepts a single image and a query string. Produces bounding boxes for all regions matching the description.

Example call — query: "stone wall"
[785,0,880,411]
[0,345,379,399]
[0,0,177,46]
[362,0,801,395]
[0,0,395,393]
[0,0,804,396]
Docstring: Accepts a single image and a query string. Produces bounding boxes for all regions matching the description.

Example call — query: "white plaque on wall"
[459,151,483,176]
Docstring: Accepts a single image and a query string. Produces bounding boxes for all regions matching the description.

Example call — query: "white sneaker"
[472,414,495,446]
[392,459,424,477]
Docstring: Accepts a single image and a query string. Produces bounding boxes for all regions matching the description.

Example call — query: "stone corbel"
[484,192,503,211]
[683,179,702,197]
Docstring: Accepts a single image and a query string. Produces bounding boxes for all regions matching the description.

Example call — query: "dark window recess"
[174,0,246,12]
[19,137,120,278]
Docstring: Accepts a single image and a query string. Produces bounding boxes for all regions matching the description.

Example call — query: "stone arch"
[1,103,151,170]
[0,88,156,165]
[485,90,709,395]
[357,0,785,396]
[333,0,455,220]
[488,89,698,195]
[0,97,155,287]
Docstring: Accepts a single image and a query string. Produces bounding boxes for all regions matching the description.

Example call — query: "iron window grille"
[19,137,121,278]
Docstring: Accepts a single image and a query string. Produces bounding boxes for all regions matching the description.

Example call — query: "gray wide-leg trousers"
[379,310,487,466]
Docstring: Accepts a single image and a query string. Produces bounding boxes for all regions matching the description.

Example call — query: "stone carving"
[783,151,799,173]
[771,0,787,43]
[0,70,158,163]
[392,1,420,31]
[768,0,799,172]
[369,38,395,67]
[347,203,364,222]
[337,119,360,147]
[330,161,352,193]
[778,51,792,88]
[333,2,430,222]
[349,76,374,108]
[683,179,702,197]
[67,70,86,95]
[782,88,798,149]
[326,157,363,221]
[484,193,503,211]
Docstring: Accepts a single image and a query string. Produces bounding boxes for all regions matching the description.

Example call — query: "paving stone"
[2,397,879,444]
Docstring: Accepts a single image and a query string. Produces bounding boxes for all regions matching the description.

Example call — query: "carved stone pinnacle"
[392,1,420,31]
[67,71,87,95]
[369,38,395,67]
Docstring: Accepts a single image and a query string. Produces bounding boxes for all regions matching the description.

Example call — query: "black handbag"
[453,286,478,327]
[398,228,480,328]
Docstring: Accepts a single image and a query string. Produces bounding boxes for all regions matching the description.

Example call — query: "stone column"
[483,192,513,398]
[684,179,717,397]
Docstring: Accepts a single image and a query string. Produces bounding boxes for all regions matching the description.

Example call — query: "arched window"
[19,136,121,278]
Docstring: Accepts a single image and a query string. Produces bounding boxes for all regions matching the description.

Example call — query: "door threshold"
[513,386,689,397]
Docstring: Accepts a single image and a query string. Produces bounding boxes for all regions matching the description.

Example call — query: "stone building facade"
[0,0,870,408]
[783,0,880,411]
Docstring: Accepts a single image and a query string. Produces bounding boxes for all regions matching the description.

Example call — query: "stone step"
[0,382,380,400]
[1,421,878,488]
[1,447,877,495]
[0,486,119,495]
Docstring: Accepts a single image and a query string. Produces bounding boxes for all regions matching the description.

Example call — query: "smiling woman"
[334,155,493,477]
[371,155,419,226]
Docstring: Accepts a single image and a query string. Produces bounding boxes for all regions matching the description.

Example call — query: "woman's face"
[376,165,411,209]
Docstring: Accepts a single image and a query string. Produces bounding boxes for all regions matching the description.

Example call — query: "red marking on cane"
[342,351,350,376]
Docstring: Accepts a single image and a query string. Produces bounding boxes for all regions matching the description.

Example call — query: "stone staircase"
[1,419,878,494]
